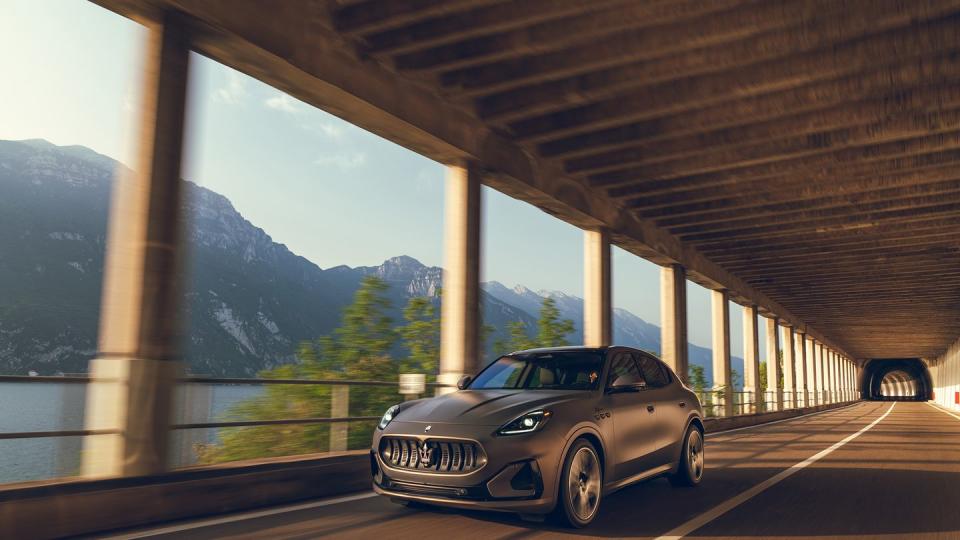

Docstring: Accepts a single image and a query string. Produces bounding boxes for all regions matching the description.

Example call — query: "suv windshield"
[469,351,604,390]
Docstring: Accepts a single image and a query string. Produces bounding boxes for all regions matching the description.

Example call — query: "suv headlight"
[378,404,400,430]
[497,410,552,435]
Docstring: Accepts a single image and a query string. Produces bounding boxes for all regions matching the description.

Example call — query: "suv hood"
[393,388,585,426]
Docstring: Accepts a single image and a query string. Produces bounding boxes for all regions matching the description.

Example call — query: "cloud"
[302,120,345,140]
[265,92,299,113]
[314,152,367,170]
[214,72,246,105]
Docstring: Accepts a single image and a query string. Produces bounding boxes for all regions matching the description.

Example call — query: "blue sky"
[0,0,761,355]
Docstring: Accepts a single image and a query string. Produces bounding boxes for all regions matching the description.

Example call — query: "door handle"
[646,405,655,413]
[679,402,686,408]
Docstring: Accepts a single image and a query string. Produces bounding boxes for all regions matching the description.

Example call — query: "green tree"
[537,297,575,347]
[688,364,708,393]
[495,320,536,355]
[494,297,576,354]
[197,276,402,463]
[397,295,439,376]
[759,361,768,393]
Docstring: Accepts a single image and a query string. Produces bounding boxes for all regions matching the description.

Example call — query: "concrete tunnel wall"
[931,335,960,411]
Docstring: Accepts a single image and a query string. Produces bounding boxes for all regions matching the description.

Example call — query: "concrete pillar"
[852,360,857,400]
[840,355,845,401]
[766,317,782,411]
[834,352,840,402]
[711,290,733,417]
[742,305,762,414]
[439,164,482,390]
[782,326,796,409]
[82,11,190,478]
[825,349,833,403]
[845,358,852,401]
[855,362,862,398]
[807,337,818,406]
[818,344,827,404]
[583,229,611,347]
[797,332,808,407]
[829,350,837,403]
[848,358,854,400]
[841,357,848,401]
[660,264,688,383]
[329,385,349,452]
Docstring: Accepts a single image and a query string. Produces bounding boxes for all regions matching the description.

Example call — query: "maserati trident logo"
[418,442,434,466]
[424,424,432,432]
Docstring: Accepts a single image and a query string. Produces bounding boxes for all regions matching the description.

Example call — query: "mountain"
[0,139,534,376]
[0,139,732,383]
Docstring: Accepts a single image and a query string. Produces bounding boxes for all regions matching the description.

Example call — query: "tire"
[553,438,603,528]
[669,425,704,487]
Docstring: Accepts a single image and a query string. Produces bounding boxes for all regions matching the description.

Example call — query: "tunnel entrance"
[862,359,932,401]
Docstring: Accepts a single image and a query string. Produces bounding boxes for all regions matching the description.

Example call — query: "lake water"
[0,382,263,484]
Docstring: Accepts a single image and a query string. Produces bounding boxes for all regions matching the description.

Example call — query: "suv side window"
[637,353,670,388]
[607,351,644,387]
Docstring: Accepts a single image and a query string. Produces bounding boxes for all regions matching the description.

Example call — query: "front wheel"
[554,438,603,528]
[669,425,704,487]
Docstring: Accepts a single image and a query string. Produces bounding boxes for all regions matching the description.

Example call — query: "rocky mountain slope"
[0,139,728,382]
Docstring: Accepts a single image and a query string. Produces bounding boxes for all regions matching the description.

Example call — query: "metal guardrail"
[0,375,854,438]
[694,389,853,417]
[0,375,449,440]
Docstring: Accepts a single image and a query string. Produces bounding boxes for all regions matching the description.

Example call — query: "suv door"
[636,352,681,467]
[601,350,659,481]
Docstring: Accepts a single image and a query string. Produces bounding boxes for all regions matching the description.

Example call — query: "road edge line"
[925,400,960,421]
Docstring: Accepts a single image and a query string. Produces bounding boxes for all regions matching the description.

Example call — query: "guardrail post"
[330,385,349,452]
[82,10,190,478]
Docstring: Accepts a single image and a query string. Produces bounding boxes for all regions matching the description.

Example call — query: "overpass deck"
[106,402,960,539]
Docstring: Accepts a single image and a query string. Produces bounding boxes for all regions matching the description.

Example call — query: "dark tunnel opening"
[861,359,933,401]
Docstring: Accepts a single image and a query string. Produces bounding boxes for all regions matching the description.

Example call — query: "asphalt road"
[104,402,960,539]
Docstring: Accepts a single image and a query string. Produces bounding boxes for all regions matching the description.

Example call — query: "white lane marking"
[925,400,960,421]
[99,491,377,539]
[705,402,862,439]
[655,402,896,540]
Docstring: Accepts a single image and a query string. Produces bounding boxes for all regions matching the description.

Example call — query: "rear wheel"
[669,425,704,487]
[554,438,603,528]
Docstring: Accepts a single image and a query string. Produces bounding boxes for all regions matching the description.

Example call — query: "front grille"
[380,437,484,473]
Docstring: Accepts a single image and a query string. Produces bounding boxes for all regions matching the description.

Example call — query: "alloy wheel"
[567,446,601,521]
[688,429,704,481]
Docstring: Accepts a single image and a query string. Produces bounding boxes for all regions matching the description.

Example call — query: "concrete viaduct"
[3,1,960,538]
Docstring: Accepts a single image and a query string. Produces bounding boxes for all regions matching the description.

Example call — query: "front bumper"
[370,420,566,513]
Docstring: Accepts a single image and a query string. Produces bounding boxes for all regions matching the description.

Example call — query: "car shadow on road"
[410,467,960,538]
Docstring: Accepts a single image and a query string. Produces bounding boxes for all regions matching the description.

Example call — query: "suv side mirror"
[457,375,472,390]
[608,374,646,393]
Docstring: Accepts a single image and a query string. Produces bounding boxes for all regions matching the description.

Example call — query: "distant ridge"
[0,139,735,383]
